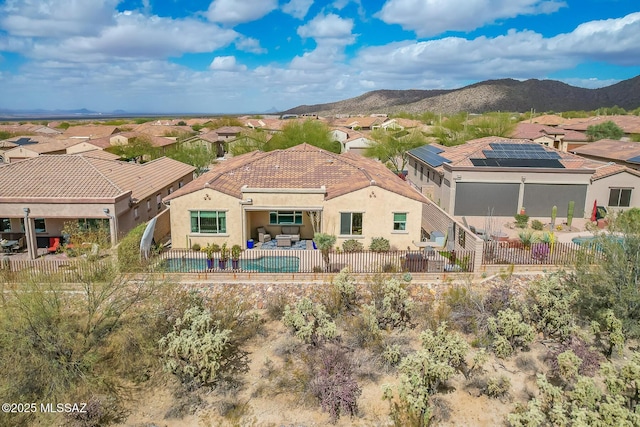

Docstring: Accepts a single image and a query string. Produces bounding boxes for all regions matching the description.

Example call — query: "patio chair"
[257,227,272,243]
[11,237,24,253]
[48,237,61,253]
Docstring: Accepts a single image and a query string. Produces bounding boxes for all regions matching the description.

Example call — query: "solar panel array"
[409,145,450,168]
[484,142,561,160]
[471,158,565,168]
[627,155,640,164]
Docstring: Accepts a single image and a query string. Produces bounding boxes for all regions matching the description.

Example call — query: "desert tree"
[586,120,624,141]
[364,128,426,173]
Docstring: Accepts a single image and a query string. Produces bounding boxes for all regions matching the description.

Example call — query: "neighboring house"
[342,131,374,155]
[333,116,384,131]
[511,122,589,152]
[560,115,640,139]
[62,125,121,139]
[406,137,620,219]
[2,138,81,163]
[0,154,195,259]
[376,118,424,131]
[164,143,428,250]
[329,128,349,143]
[132,122,194,138]
[571,139,640,171]
[530,114,567,127]
[587,163,640,214]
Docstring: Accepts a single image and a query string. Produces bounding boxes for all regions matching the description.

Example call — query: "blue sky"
[0,0,639,114]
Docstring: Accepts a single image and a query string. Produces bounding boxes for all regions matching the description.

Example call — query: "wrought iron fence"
[157,248,476,274]
[481,241,600,266]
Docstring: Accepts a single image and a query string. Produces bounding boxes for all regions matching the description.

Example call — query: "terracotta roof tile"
[165,143,426,203]
[571,139,640,162]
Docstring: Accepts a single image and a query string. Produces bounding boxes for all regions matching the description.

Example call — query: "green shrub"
[531,219,544,231]
[488,308,535,358]
[117,223,148,272]
[191,243,201,251]
[486,375,511,398]
[370,277,414,329]
[369,237,391,252]
[514,213,529,228]
[342,239,364,252]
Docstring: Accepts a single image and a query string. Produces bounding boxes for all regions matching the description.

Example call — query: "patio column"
[103,208,118,246]
[23,208,37,260]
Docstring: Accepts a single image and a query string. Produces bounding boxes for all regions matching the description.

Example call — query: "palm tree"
[313,233,336,272]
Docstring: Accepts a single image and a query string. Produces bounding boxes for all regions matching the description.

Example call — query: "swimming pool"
[162,256,300,273]
[571,235,623,246]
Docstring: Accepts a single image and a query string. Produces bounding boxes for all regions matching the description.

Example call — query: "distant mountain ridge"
[282,76,640,116]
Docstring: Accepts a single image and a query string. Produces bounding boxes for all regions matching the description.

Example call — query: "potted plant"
[218,242,229,270]
[231,244,242,269]
[201,243,220,269]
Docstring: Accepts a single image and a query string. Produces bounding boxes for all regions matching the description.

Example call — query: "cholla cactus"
[488,308,535,358]
[282,297,337,345]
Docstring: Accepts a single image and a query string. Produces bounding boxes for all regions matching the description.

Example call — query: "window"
[156,194,162,210]
[78,218,109,231]
[609,188,632,207]
[146,199,151,211]
[340,212,363,235]
[191,211,226,234]
[413,161,417,176]
[1,218,10,232]
[178,180,184,188]
[34,218,46,233]
[393,213,407,231]
[269,211,303,225]
[420,166,424,180]
[168,186,174,194]
[134,207,139,218]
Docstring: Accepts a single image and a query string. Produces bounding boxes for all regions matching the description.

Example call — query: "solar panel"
[628,155,640,164]
[409,145,450,167]
[471,158,565,168]
[483,147,561,160]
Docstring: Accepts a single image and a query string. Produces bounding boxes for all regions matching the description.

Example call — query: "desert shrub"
[547,336,603,377]
[530,243,550,261]
[382,344,403,368]
[486,375,511,399]
[66,395,128,427]
[191,243,201,251]
[159,305,248,387]
[591,309,625,358]
[514,213,529,228]
[600,353,640,413]
[515,354,538,372]
[517,230,537,248]
[342,239,364,253]
[310,346,362,423]
[344,304,383,350]
[266,291,289,321]
[483,282,514,316]
[369,277,414,329]
[508,371,640,427]
[117,222,149,272]
[531,219,544,231]
[488,308,535,358]
[332,267,357,313]
[420,322,470,376]
[441,285,482,333]
[525,274,577,340]
[369,236,391,252]
[282,297,337,345]
[555,350,582,383]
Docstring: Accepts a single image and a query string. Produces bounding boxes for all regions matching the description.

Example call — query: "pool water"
[162,256,300,273]
[571,235,623,246]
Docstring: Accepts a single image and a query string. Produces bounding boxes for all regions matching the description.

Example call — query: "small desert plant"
[310,346,362,423]
[282,297,337,345]
[567,200,575,227]
[518,230,537,248]
[591,309,625,358]
[191,243,201,252]
[265,291,289,321]
[531,219,544,231]
[370,277,414,330]
[486,375,511,399]
[342,239,364,253]
[547,336,602,377]
[314,233,337,272]
[551,205,557,228]
[531,243,550,261]
[369,236,391,252]
[514,213,529,228]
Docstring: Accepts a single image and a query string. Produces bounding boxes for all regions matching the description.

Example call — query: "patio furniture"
[276,226,300,243]
[48,237,61,253]
[11,237,24,253]
[1,239,18,254]
[276,236,292,247]
[257,227,272,243]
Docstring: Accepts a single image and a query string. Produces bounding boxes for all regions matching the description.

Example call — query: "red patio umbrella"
[591,200,598,222]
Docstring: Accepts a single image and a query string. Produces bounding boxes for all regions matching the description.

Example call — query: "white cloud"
[282,0,314,20]
[377,0,567,37]
[209,56,247,71]
[206,0,278,25]
[235,37,267,54]
[14,12,239,62]
[0,0,119,37]
[297,13,354,41]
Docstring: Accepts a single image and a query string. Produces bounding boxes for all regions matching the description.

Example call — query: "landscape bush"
[488,308,536,358]
[342,238,364,252]
[368,276,414,330]
[369,236,391,252]
[531,219,544,231]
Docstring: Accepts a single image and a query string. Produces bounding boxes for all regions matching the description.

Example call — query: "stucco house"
[406,137,640,220]
[0,154,195,258]
[511,122,589,152]
[571,139,640,171]
[164,143,428,250]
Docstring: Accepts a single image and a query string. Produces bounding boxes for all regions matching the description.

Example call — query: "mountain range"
[282,75,640,116]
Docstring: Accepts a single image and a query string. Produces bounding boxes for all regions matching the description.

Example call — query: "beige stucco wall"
[66,142,102,154]
[168,185,424,250]
[587,172,640,215]
[3,146,39,163]
[323,187,423,250]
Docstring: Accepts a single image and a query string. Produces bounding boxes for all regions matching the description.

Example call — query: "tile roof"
[560,115,640,134]
[589,162,640,180]
[165,143,426,203]
[62,125,121,139]
[0,155,194,201]
[571,139,640,162]
[511,123,588,142]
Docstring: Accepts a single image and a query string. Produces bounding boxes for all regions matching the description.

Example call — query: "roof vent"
[370,180,376,185]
